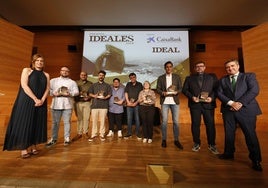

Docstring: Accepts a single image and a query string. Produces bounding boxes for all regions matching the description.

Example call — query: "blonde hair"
[30,54,44,70]
[143,81,151,88]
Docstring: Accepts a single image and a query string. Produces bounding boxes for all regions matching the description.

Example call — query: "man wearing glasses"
[46,67,79,147]
[182,61,219,154]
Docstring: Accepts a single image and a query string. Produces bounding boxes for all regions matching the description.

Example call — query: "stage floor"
[0,120,267,188]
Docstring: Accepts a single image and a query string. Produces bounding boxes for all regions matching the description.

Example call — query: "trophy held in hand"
[144,95,152,105]
[58,86,69,96]
[114,96,120,104]
[130,98,136,103]
[167,85,177,95]
[199,91,209,102]
[80,91,88,98]
[97,90,105,99]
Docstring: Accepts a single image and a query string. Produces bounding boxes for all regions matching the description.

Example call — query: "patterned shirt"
[89,81,112,109]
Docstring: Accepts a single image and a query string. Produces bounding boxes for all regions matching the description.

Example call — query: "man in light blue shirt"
[107,78,125,138]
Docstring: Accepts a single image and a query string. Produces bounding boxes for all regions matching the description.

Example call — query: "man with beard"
[88,70,112,142]
[46,66,79,147]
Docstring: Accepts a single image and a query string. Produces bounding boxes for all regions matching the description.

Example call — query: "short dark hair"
[113,78,120,82]
[164,61,173,68]
[194,61,206,66]
[129,72,136,77]
[98,70,106,75]
[224,59,239,65]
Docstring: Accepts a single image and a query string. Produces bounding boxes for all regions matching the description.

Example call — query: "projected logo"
[147,36,156,43]
[147,35,182,43]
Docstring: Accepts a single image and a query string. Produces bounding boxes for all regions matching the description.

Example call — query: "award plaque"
[114,96,120,104]
[167,85,177,95]
[58,86,69,96]
[199,91,209,102]
[80,91,88,98]
[144,95,152,104]
[97,90,105,99]
[130,98,136,103]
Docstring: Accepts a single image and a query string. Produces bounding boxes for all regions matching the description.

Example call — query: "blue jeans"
[51,109,72,140]
[161,104,180,141]
[126,106,140,136]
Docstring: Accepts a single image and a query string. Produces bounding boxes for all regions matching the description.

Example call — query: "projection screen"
[82,30,189,88]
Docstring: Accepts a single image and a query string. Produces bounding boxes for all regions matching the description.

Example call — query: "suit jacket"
[182,73,217,110]
[217,72,262,116]
[156,73,182,105]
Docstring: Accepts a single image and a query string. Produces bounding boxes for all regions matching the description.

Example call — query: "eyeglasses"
[195,65,205,68]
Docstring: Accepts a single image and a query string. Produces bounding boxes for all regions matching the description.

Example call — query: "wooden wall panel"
[0,18,34,124]
[241,22,268,124]
[189,30,243,124]
[189,30,242,78]
[32,30,83,80]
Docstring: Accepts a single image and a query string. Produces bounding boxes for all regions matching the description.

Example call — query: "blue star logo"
[147,36,155,43]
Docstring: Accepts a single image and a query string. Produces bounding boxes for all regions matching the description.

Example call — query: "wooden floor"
[0,119,267,188]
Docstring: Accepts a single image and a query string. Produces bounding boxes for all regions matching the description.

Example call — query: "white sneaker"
[143,138,147,143]
[107,130,114,137]
[118,130,122,138]
[64,137,71,146]
[148,139,152,144]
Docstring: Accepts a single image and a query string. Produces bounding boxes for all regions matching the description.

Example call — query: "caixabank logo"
[146,35,181,43]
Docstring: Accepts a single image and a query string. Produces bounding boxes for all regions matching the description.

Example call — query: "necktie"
[198,74,203,88]
[231,75,236,91]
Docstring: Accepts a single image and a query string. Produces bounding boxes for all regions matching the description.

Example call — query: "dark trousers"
[108,112,123,131]
[190,107,216,145]
[139,105,155,139]
[222,111,262,162]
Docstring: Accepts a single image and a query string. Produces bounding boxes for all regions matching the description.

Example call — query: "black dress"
[3,69,48,151]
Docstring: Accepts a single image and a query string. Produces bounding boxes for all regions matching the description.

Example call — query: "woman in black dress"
[3,54,50,158]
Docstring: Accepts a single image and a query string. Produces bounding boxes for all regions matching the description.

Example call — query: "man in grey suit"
[182,61,219,154]
[217,59,262,171]
[157,61,183,149]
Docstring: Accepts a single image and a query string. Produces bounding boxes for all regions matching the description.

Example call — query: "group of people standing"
[3,54,263,172]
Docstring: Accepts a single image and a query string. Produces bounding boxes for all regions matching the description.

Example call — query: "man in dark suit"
[157,61,183,149]
[217,59,262,171]
[182,61,219,154]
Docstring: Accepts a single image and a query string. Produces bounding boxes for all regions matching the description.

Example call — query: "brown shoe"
[71,134,82,142]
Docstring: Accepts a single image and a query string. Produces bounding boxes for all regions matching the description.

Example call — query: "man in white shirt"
[46,66,79,147]
[157,61,183,149]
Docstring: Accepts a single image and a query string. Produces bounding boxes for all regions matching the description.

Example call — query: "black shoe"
[124,134,132,140]
[174,141,183,150]
[45,139,57,147]
[218,153,234,160]
[161,140,167,148]
[252,161,263,172]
